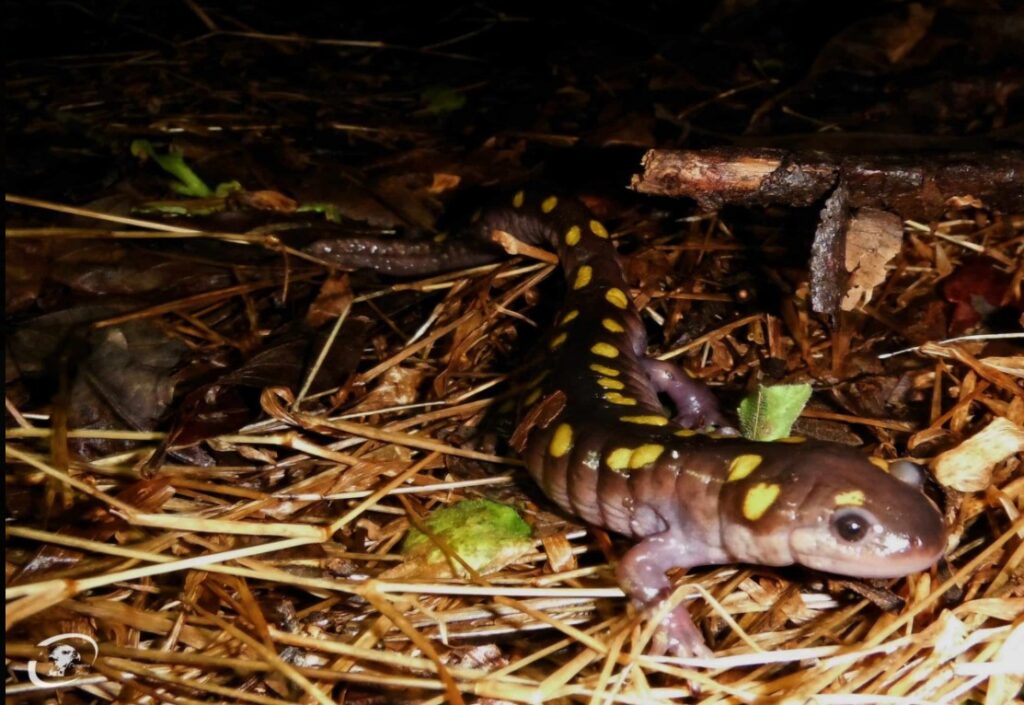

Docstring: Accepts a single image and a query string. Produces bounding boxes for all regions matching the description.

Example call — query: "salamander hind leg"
[643,359,736,434]
[614,531,713,657]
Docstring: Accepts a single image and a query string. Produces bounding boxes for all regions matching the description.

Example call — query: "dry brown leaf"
[882,3,936,63]
[946,194,985,210]
[347,366,427,415]
[841,207,904,310]
[235,189,298,213]
[305,273,353,329]
[933,417,1024,492]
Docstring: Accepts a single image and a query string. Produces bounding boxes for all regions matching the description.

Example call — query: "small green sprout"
[131,139,214,198]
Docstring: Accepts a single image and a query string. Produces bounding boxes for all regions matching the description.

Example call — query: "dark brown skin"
[308,191,947,657]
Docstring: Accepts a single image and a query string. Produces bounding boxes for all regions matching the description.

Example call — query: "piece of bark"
[812,203,905,317]
[841,207,905,311]
[632,148,1024,219]
[810,183,850,316]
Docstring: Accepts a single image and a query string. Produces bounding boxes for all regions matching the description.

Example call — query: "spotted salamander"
[308,191,947,656]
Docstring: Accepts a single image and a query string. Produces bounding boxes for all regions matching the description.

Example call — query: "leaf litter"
[5,3,1023,703]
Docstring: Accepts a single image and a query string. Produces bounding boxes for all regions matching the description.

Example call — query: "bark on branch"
[631,148,1024,218]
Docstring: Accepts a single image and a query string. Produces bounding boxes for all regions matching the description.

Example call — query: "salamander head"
[719,445,946,578]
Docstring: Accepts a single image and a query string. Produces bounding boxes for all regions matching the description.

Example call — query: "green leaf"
[212,180,243,198]
[132,198,226,217]
[737,383,813,441]
[297,202,343,223]
[131,139,213,198]
[393,499,533,578]
[420,85,466,115]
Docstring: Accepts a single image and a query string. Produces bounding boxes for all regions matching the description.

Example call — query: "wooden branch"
[631,148,1024,219]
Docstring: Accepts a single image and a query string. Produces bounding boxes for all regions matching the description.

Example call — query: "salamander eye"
[890,460,926,490]
[831,509,870,543]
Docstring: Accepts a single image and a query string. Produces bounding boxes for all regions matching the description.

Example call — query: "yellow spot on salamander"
[560,309,579,325]
[727,454,763,482]
[607,448,632,471]
[589,220,609,238]
[775,436,807,444]
[512,190,525,208]
[471,209,482,222]
[605,288,629,309]
[835,490,866,506]
[565,225,581,246]
[590,363,619,376]
[629,444,665,469]
[620,415,669,426]
[601,318,625,333]
[674,428,697,437]
[604,392,637,406]
[549,423,574,457]
[433,232,448,243]
[549,332,567,350]
[869,457,889,472]
[541,195,558,213]
[591,343,619,358]
[597,377,624,390]
[524,388,542,406]
[743,483,781,521]
[574,266,593,290]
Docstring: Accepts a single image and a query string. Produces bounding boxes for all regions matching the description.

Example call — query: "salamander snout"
[786,454,947,578]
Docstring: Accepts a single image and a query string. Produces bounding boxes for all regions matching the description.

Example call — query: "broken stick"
[631,148,1024,218]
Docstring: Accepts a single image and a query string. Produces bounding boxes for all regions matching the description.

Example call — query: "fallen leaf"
[234,189,298,213]
[933,417,1024,492]
[738,384,813,441]
[345,365,426,415]
[841,207,903,311]
[382,499,533,579]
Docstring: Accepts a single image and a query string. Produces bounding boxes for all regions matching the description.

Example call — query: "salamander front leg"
[615,531,712,657]
[643,359,736,433]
